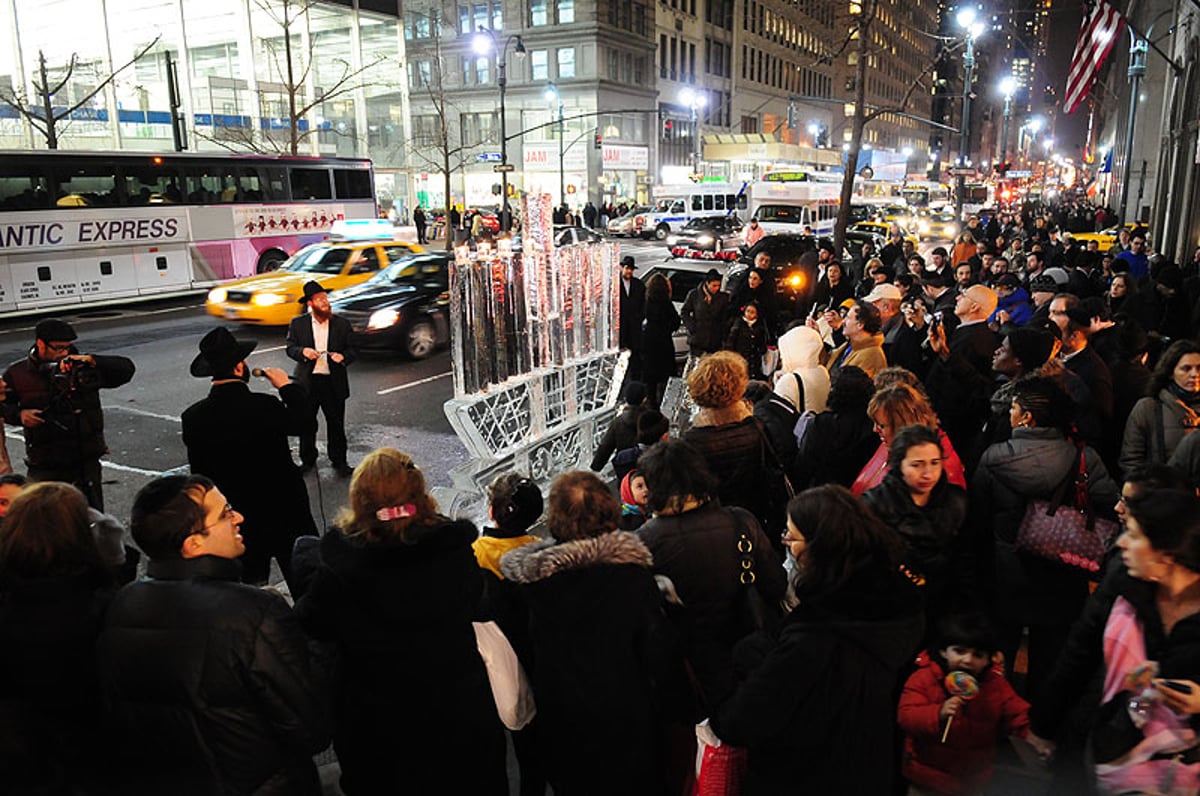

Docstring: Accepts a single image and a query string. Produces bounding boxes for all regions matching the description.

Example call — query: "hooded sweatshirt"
[774,326,830,414]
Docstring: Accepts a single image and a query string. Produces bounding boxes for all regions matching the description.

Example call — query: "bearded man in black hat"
[181,327,317,586]
[618,256,646,378]
[285,280,357,477]
[2,318,135,510]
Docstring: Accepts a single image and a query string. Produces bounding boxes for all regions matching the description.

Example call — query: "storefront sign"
[523,144,587,172]
[602,145,649,170]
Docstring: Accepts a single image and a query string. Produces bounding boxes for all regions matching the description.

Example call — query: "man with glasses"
[97,473,328,793]
[2,318,135,510]
[182,327,317,587]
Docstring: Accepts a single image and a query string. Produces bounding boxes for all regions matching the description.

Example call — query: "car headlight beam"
[367,308,401,330]
[251,293,289,306]
[208,287,228,303]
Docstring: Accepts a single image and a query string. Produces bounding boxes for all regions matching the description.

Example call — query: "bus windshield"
[754,205,803,224]
[284,245,353,274]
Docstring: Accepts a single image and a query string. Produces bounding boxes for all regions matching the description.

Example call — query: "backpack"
[790,372,818,447]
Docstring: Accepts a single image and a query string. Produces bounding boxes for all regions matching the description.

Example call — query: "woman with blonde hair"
[850,382,967,494]
[296,448,506,795]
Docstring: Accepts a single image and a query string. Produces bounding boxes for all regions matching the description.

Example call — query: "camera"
[40,356,100,401]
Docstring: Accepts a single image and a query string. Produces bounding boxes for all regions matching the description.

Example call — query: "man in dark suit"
[925,284,1000,459]
[618,255,646,378]
[182,327,317,586]
[286,280,358,477]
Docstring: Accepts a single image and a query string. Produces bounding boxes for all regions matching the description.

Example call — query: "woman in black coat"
[972,376,1118,700]
[863,424,970,627]
[792,366,879,488]
[711,486,924,794]
[641,272,682,408]
[295,448,506,795]
[0,483,115,794]
[500,471,669,796]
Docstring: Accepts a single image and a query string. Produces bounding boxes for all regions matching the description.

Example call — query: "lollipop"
[941,671,980,743]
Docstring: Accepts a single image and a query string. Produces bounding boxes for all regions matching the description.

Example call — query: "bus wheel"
[256,250,287,274]
[654,224,670,240]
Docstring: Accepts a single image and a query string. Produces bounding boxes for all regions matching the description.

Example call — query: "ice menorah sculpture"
[437,193,627,519]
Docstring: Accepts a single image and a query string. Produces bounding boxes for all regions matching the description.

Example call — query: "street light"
[807,121,820,146]
[997,75,1017,165]
[544,81,565,207]
[473,30,526,233]
[955,6,986,217]
[679,88,707,176]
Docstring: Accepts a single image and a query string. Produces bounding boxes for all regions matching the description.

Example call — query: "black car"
[327,253,452,359]
[667,215,744,258]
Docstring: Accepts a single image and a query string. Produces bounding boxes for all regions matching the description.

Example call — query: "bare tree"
[406,13,486,250]
[0,38,160,149]
[197,0,389,155]
[828,0,948,254]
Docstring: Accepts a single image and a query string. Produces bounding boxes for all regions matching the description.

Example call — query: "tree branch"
[55,36,161,123]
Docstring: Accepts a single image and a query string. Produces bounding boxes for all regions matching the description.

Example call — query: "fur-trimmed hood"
[499,530,653,584]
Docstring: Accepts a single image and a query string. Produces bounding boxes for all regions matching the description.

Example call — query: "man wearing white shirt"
[286,280,357,477]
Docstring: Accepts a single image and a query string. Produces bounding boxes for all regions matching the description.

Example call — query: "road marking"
[252,345,287,355]
[376,371,452,395]
[2,428,182,477]
[108,405,182,423]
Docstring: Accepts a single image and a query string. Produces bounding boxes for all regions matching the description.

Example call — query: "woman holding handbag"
[1030,487,1200,793]
[971,376,1118,699]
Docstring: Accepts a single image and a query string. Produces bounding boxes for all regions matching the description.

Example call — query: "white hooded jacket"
[774,326,831,413]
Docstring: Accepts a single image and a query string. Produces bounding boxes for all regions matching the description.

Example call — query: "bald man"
[925,284,1000,458]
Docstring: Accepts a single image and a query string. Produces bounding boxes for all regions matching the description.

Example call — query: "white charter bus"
[0,151,377,313]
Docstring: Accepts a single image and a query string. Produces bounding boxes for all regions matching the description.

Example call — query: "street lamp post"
[474,31,525,233]
[998,75,1017,165]
[955,7,985,218]
[680,88,706,177]
[544,82,565,208]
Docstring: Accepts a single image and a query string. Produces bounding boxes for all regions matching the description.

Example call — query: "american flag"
[1064,0,1125,114]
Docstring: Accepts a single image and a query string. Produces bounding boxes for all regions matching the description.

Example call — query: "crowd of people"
[4,198,1200,794]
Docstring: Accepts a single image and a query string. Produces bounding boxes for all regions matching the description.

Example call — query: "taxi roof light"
[329,218,396,242]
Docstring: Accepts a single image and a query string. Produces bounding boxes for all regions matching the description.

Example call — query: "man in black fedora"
[181,327,317,586]
[618,255,645,378]
[285,280,357,477]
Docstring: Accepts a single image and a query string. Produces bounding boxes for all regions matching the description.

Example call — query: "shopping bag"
[473,621,536,730]
[693,721,748,796]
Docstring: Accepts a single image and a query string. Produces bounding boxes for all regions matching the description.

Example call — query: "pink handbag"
[1014,445,1119,573]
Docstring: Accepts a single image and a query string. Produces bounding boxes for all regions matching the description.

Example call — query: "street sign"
[477,152,502,163]
[1007,169,1033,178]
[493,164,515,173]
[949,167,975,176]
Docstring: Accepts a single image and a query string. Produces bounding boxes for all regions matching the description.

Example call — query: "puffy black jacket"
[638,502,786,706]
[683,415,780,532]
[97,556,328,795]
[681,286,731,354]
[862,473,971,619]
[2,349,135,466]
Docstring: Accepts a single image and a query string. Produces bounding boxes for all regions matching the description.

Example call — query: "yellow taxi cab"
[1072,223,1143,250]
[850,220,919,248]
[206,221,424,326]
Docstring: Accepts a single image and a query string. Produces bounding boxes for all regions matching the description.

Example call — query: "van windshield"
[754,205,803,224]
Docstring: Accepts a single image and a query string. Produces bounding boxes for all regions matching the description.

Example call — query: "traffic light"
[662,118,674,141]
[786,104,796,130]
[594,130,603,149]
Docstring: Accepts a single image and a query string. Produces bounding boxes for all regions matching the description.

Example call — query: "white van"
[740,181,840,237]
[633,183,743,240]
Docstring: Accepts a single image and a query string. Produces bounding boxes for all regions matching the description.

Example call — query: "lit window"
[531,50,549,80]
[558,0,575,23]
[558,47,575,78]
[531,0,548,25]
[476,56,491,84]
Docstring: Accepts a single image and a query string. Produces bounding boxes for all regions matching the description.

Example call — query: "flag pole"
[1116,31,1146,225]
[1118,11,1182,75]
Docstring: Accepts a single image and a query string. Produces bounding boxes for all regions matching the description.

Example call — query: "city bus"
[961,182,994,220]
[0,150,377,313]
[737,180,841,237]
[901,180,952,211]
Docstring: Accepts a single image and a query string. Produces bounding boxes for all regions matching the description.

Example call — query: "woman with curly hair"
[500,470,667,795]
[295,448,506,795]
[681,350,786,534]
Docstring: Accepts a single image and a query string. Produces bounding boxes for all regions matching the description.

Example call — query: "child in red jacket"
[898,614,1031,795]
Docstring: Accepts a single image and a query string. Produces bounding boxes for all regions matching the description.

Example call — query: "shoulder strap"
[1156,399,1167,464]
[792,371,806,412]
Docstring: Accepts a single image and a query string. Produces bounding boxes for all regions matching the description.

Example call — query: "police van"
[633,183,743,240]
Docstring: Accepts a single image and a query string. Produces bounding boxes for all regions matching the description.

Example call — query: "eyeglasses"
[44,341,72,351]
[201,503,237,531]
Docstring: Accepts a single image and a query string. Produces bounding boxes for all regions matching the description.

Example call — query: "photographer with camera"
[2,319,135,511]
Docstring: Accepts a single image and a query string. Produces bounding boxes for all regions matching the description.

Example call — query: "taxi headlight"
[251,293,289,307]
[208,287,228,303]
[367,308,401,330]
[697,235,714,246]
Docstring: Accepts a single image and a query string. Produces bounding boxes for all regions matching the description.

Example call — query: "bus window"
[691,195,702,211]
[714,195,725,211]
[334,169,372,200]
[0,165,53,210]
[291,168,333,200]
[185,167,236,204]
[670,200,684,213]
[124,166,184,205]
[54,162,119,207]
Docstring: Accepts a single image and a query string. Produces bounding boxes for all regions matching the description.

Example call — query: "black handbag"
[731,508,780,638]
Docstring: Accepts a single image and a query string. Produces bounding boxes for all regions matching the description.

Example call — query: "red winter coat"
[898,652,1030,796]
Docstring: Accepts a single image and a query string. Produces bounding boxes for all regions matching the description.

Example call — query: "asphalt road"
[0,299,467,533]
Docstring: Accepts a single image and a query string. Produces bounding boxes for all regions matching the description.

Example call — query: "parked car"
[606,205,650,237]
[554,226,605,246]
[667,215,744,258]
[326,252,451,359]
